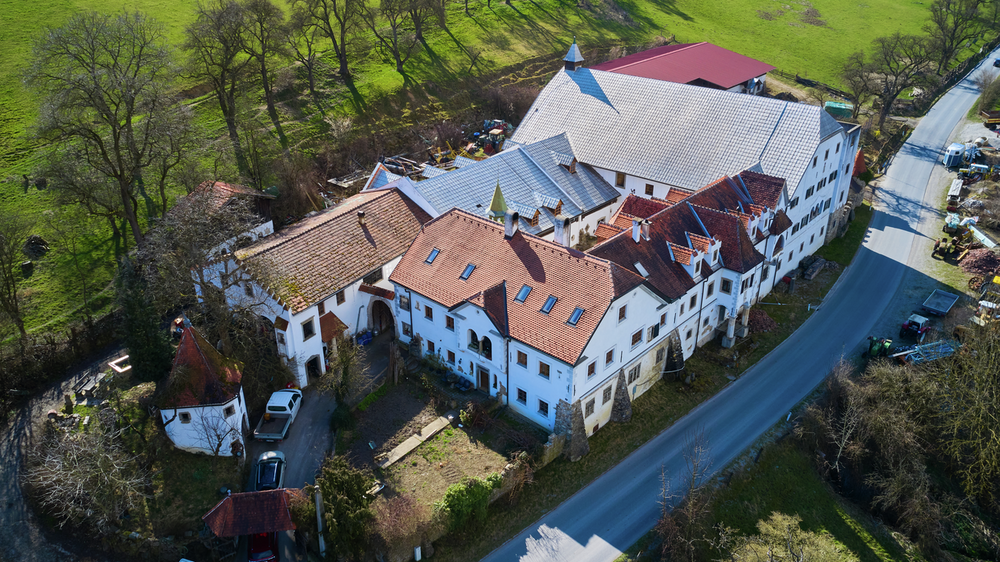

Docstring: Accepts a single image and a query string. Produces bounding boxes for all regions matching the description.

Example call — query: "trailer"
[921,289,960,316]
[982,109,1000,129]
[892,340,958,365]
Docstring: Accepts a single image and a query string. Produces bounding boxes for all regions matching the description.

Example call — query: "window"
[615,172,626,187]
[539,362,550,379]
[517,351,527,367]
[695,260,701,274]
[824,149,829,160]
[426,248,440,263]
[541,295,557,314]
[762,265,769,281]
[447,350,455,364]
[689,294,697,309]
[713,250,718,262]
[302,318,315,340]
[800,242,804,252]
[789,197,799,209]
[517,388,527,404]
[810,234,815,244]
[363,267,383,285]
[587,362,596,378]
[721,279,732,294]
[318,301,325,315]
[425,306,433,320]
[603,386,613,404]
[337,290,346,305]
[627,365,640,384]
[647,323,659,341]
[631,329,643,349]
[244,282,254,298]
[800,216,809,228]
[460,263,476,280]
[824,199,832,211]
[836,142,840,154]
[660,313,666,327]
[829,171,837,183]
[818,178,826,189]
[397,293,408,309]
[656,347,665,363]
[585,399,595,417]
[179,411,192,424]
[703,317,710,327]
[515,284,532,303]
[427,341,435,354]
[680,303,685,315]
[686,329,693,340]
[446,316,455,331]
[645,183,654,196]
[812,156,817,168]
[805,187,814,199]
[538,400,549,417]
[789,250,794,262]
[792,224,799,235]
[707,282,714,297]
[840,192,845,203]
[618,305,627,322]
[568,307,584,326]
[605,348,615,366]
[402,322,412,336]
[821,227,825,236]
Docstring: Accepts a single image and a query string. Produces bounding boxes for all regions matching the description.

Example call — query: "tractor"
[899,313,931,343]
[863,336,893,358]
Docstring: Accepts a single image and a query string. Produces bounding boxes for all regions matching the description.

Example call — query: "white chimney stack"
[640,219,651,241]
[553,215,571,247]
[504,210,520,239]
[632,219,640,243]
[358,210,366,226]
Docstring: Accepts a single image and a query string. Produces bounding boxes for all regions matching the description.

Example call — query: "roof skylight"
[515,284,532,303]
[568,307,584,326]
[460,263,476,280]
[541,295,557,314]
[634,261,649,277]
[426,248,440,264]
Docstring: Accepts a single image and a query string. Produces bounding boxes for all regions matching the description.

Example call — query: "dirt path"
[0,345,123,562]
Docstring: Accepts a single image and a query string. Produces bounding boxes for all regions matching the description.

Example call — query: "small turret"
[564,38,584,72]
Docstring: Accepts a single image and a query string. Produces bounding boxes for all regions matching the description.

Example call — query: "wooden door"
[477,366,489,391]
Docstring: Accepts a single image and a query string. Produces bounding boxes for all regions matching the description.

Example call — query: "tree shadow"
[267,106,288,151]
[343,76,370,115]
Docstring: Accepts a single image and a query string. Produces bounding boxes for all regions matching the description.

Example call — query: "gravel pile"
[959,248,1000,276]
[748,308,778,333]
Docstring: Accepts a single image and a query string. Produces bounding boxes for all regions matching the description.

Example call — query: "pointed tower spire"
[488,180,508,222]
[564,37,584,72]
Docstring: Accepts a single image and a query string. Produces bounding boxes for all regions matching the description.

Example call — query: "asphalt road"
[482,52,1000,562]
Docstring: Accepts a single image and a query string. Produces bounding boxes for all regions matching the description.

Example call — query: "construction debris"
[748,309,778,334]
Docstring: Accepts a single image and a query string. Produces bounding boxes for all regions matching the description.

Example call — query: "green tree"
[116,256,173,381]
[726,512,857,562]
[316,456,373,559]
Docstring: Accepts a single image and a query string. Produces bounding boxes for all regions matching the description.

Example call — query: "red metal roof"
[591,43,775,90]
[202,489,301,537]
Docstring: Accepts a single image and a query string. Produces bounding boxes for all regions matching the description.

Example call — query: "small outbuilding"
[158,327,249,456]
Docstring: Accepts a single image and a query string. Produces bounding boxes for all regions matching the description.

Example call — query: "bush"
[356,384,387,412]
[434,473,502,531]
[329,405,355,432]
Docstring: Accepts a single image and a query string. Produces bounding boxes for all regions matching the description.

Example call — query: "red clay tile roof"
[320,312,348,341]
[481,281,509,337]
[613,213,639,230]
[687,233,713,252]
[390,210,645,364]
[665,188,694,204]
[770,209,793,235]
[694,205,764,273]
[738,171,785,209]
[595,222,624,242]
[203,489,301,537]
[619,195,668,219]
[671,244,695,265]
[160,328,242,409]
[237,189,431,314]
[359,283,395,301]
[591,42,775,90]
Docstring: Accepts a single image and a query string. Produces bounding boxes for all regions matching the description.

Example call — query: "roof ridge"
[242,189,393,258]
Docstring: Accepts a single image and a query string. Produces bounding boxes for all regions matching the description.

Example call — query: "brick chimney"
[504,210,520,239]
[553,215,571,246]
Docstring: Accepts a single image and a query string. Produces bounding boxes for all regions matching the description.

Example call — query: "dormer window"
[541,295,557,314]
[712,250,718,262]
[568,307,584,326]
[460,263,476,280]
[515,284,532,303]
[426,248,440,264]
[694,260,701,275]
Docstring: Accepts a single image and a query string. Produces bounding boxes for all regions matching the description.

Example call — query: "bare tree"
[655,431,714,562]
[193,407,243,456]
[23,412,150,533]
[286,6,323,100]
[407,0,438,43]
[869,33,935,130]
[139,188,276,355]
[185,0,254,174]
[242,0,287,117]
[925,0,983,74]
[0,214,34,339]
[27,11,182,247]
[310,334,371,401]
[841,51,878,119]
[362,0,419,73]
[295,0,359,77]
[39,148,130,249]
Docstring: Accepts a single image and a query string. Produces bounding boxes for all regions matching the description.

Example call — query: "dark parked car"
[255,451,286,491]
[994,58,1000,68]
[248,531,279,561]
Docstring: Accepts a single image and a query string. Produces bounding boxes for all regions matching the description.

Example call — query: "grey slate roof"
[511,68,843,196]
[410,133,620,235]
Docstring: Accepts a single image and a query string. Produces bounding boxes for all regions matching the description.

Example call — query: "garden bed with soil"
[341,379,442,468]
